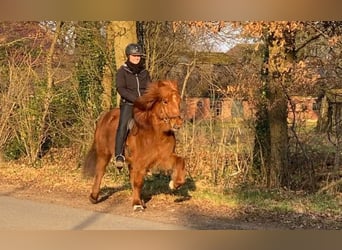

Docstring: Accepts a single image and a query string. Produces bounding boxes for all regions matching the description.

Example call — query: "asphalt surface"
[0,196,189,230]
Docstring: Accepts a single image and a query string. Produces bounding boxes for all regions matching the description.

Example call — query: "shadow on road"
[140,174,196,204]
[94,173,196,205]
[96,184,129,203]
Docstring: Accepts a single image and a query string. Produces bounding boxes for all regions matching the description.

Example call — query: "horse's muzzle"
[170,116,183,131]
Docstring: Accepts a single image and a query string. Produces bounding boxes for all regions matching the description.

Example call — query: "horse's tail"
[83,142,97,178]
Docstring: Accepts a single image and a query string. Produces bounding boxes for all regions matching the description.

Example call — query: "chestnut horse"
[83,80,186,211]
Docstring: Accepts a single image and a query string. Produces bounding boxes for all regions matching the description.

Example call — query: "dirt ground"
[1,162,341,230]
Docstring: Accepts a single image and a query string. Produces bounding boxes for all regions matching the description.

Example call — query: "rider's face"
[129,54,142,64]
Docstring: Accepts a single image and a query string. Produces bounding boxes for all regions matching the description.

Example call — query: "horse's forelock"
[158,80,178,92]
[135,80,178,110]
[158,81,180,102]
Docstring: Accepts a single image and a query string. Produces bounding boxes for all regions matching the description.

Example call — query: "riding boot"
[115,102,133,170]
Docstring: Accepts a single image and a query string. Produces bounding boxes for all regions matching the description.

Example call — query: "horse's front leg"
[169,155,186,190]
[129,166,146,211]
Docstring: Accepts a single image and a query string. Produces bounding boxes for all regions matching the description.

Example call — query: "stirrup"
[115,154,125,169]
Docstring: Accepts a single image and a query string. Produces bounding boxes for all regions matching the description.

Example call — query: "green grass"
[306,193,341,213]
[190,185,342,215]
[193,189,239,207]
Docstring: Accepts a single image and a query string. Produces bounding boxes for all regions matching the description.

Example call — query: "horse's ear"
[167,80,179,92]
[170,80,178,90]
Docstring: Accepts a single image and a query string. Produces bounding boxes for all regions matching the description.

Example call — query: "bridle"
[159,100,181,125]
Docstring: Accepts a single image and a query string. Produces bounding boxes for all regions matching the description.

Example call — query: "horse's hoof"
[169,180,175,190]
[133,205,145,212]
[89,194,98,204]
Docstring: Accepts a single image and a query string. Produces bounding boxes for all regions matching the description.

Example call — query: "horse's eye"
[163,99,168,105]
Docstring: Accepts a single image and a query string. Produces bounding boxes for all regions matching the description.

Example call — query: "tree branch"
[318,178,342,194]
[295,33,322,54]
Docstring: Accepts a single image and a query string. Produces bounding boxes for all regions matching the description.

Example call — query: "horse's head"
[134,80,183,132]
[155,80,183,131]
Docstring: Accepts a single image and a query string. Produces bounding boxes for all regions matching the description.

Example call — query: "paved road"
[0,196,189,230]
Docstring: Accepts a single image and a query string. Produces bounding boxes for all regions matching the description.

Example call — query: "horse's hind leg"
[89,156,109,204]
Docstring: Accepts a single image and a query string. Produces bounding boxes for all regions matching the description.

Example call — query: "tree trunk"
[100,22,116,110]
[316,95,330,132]
[268,77,289,188]
[267,30,291,188]
[254,25,291,189]
[111,21,137,107]
[101,64,113,110]
[253,30,271,187]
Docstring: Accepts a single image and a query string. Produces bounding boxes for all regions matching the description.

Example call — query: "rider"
[114,43,151,169]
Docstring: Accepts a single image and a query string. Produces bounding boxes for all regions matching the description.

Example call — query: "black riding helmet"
[125,43,145,57]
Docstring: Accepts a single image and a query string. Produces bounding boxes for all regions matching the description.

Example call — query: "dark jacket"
[116,63,151,104]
